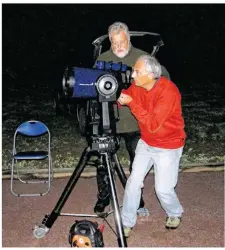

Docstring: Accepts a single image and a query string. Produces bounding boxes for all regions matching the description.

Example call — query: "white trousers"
[121,139,184,228]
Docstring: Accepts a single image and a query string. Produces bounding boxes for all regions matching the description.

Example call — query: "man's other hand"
[118,93,133,105]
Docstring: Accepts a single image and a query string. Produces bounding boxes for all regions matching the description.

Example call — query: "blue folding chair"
[11,120,53,197]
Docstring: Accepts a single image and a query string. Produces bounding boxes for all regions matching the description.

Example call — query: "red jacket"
[122,77,186,149]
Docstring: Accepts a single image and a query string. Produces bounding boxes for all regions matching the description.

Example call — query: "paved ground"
[2,171,224,247]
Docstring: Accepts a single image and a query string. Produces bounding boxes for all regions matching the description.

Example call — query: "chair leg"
[10,158,17,196]
[16,160,30,184]
[50,157,54,181]
[16,160,48,184]
[10,157,52,197]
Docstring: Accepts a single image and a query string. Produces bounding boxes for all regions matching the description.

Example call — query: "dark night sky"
[2,3,225,91]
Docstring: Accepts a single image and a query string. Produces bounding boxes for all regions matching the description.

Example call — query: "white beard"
[115,51,128,58]
[115,50,128,58]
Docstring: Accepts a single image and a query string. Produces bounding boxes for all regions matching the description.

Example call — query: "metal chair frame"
[11,120,53,197]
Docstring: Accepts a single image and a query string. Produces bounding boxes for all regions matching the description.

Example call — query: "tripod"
[33,134,128,247]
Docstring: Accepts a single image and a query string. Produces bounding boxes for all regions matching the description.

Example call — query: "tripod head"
[90,135,120,154]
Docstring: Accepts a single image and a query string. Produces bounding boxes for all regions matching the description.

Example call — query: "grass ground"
[2,79,225,171]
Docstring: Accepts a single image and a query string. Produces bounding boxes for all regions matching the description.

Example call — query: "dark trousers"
[96,131,145,208]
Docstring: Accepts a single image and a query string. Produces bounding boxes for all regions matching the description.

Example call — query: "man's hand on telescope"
[118,93,133,105]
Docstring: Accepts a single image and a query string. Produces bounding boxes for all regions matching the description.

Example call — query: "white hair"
[138,55,162,79]
[108,22,130,41]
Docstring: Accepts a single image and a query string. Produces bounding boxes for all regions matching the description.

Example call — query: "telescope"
[60,61,133,136]
[34,61,133,247]
[62,61,132,101]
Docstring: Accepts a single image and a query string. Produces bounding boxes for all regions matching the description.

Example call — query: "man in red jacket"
[118,55,186,237]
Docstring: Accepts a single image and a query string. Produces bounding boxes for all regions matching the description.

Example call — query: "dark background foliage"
[2,3,225,91]
[2,3,225,169]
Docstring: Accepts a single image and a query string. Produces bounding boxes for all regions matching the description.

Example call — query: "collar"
[145,77,161,92]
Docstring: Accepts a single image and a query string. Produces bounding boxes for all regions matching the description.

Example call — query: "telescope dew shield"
[73,67,109,98]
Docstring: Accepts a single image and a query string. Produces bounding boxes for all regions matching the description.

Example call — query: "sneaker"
[137,207,150,217]
[123,227,132,238]
[165,216,181,229]
[94,198,110,213]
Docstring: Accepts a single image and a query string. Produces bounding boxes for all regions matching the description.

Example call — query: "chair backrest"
[16,120,49,137]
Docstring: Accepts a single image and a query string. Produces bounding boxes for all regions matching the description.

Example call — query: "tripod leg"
[34,146,92,238]
[113,153,149,216]
[103,153,127,247]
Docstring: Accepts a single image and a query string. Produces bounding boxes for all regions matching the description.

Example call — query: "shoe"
[165,216,181,229]
[137,207,150,217]
[94,199,110,213]
[123,227,132,238]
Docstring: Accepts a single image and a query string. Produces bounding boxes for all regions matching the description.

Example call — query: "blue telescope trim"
[96,60,129,72]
